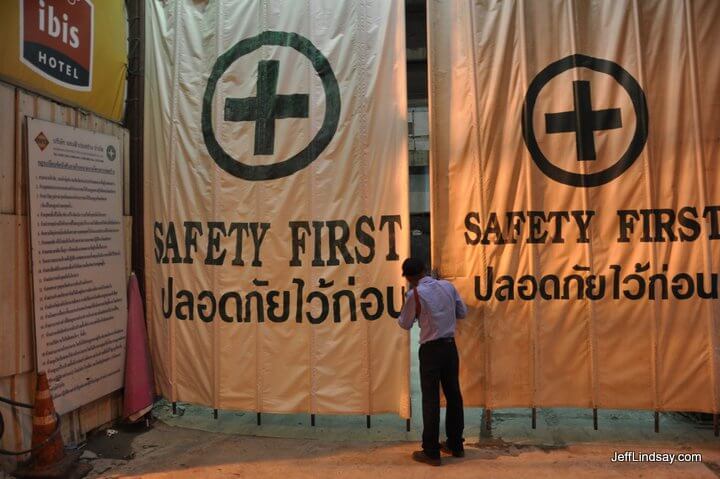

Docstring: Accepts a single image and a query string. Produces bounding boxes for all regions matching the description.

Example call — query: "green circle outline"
[202,31,341,181]
[521,54,649,187]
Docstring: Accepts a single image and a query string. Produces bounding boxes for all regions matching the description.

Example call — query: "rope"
[0,395,62,456]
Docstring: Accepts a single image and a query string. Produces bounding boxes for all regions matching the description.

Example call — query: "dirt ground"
[75,408,719,479]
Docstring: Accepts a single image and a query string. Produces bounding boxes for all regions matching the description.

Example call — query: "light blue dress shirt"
[398,276,467,344]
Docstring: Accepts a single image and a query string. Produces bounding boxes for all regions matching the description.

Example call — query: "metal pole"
[654,411,659,433]
[124,0,145,293]
[531,407,536,429]
[593,408,598,430]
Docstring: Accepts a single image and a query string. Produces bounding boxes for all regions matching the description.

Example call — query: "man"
[398,257,467,466]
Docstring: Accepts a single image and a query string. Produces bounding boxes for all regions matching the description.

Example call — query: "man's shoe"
[411,450,441,466]
[440,441,465,458]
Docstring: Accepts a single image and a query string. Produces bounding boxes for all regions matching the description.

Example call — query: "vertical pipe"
[654,412,659,433]
[209,0,224,435]
[593,408,598,431]
[518,0,540,419]
[531,408,536,429]
[123,0,145,293]
[681,0,720,428]
[630,0,661,425]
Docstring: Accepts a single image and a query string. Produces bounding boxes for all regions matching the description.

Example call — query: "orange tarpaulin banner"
[144,0,410,417]
[428,0,719,413]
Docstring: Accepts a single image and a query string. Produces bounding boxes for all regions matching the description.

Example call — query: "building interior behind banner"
[407,0,430,269]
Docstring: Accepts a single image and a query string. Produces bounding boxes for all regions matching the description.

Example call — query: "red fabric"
[123,274,155,419]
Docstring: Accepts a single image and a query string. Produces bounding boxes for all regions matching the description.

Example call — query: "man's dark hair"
[402,258,426,278]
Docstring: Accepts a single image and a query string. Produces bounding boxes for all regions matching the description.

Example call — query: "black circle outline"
[202,31,341,181]
[521,54,649,187]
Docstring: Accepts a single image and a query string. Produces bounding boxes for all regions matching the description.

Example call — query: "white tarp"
[428,0,719,413]
[144,0,411,417]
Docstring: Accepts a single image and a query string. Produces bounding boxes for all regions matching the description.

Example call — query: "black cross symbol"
[224,60,309,155]
[545,80,622,161]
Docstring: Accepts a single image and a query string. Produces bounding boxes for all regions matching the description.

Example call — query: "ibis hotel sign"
[21,0,93,90]
[0,0,127,121]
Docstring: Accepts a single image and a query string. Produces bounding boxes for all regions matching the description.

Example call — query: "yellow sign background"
[0,0,127,122]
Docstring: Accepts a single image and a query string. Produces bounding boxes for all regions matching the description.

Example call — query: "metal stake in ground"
[531,408,537,429]
[593,408,598,430]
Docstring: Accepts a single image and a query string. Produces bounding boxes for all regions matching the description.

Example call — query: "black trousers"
[419,339,464,457]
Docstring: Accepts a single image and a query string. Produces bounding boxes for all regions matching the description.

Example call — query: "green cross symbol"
[203,31,340,181]
[224,60,310,155]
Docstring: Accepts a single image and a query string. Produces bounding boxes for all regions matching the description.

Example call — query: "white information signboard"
[27,118,127,415]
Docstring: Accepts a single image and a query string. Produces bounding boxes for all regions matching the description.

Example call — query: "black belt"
[425,336,455,345]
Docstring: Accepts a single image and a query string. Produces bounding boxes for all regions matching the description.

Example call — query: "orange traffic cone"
[30,372,65,468]
[13,372,89,479]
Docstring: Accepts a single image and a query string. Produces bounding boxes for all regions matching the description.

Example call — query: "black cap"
[402,258,425,277]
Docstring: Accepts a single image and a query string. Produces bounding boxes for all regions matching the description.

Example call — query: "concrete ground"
[8,327,718,478]
[80,329,719,479]
[79,408,719,479]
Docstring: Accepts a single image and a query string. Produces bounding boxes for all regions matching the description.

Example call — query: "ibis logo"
[20,0,94,91]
